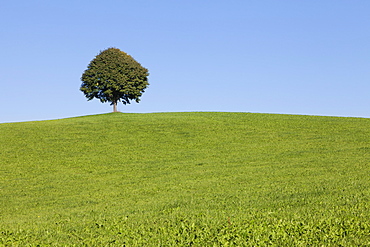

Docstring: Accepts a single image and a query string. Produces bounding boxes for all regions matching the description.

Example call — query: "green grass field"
[1,112,369,246]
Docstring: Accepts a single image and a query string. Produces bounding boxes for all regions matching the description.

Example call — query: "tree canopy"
[80,47,149,112]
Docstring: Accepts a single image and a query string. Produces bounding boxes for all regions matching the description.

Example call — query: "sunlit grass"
[1,112,369,245]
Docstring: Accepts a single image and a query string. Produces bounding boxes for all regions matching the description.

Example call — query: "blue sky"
[1,1,369,123]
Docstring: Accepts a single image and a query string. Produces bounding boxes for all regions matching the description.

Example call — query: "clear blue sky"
[1,1,369,123]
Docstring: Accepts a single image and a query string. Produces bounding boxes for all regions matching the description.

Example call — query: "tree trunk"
[113,101,118,112]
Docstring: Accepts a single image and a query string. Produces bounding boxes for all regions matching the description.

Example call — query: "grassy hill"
[0,112,369,245]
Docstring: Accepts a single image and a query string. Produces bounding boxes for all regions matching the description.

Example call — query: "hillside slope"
[1,112,369,245]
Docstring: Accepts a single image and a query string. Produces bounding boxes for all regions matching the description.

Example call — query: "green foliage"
[80,48,149,108]
[0,112,369,245]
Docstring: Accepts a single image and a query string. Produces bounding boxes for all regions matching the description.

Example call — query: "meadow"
[0,112,369,246]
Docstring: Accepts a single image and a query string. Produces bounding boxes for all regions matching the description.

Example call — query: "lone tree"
[80,47,149,112]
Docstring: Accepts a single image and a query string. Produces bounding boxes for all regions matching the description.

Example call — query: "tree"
[80,47,149,112]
